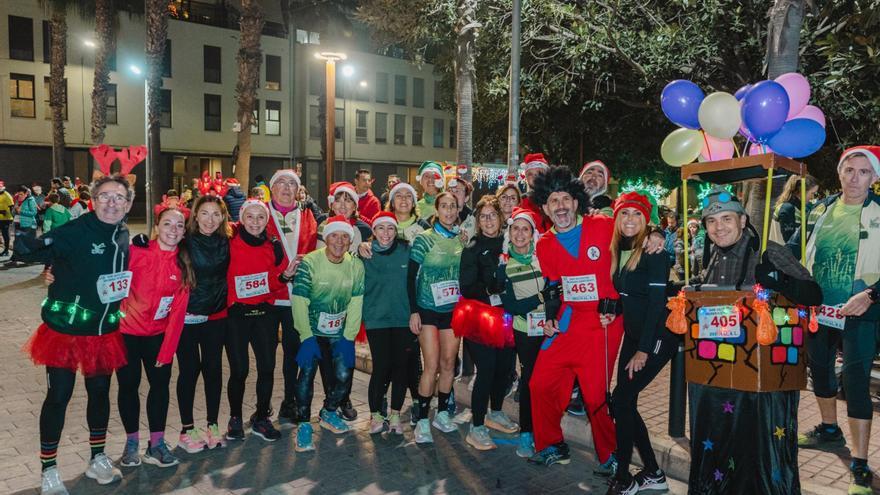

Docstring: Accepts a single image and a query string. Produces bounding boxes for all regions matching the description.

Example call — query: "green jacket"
[43,203,71,232]
[362,239,411,330]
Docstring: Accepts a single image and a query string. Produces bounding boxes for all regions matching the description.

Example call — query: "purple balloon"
[734,84,752,101]
[741,80,790,142]
[661,80,704,130]
[767,118,826,158]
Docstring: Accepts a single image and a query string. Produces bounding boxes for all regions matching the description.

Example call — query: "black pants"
[366,328,415,413]
[294,337,352,423]
[176,318,225,426]
[466,339,516,427]
[514,331,544,433]
[40,367,111,446]
[117,333,172,434]
[279,307,301,405]
[611,335,676,477]
[226,308,280,419]
[0,219,11,251]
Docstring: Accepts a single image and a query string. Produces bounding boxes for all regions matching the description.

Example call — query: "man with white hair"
[578,160,613,215]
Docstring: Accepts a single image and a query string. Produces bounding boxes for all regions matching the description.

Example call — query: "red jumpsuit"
[532,214,624,461]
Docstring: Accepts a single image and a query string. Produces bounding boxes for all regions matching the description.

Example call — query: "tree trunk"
[145,0,168,209]
[90,0,115,145]
[745,0,806,234]
[455,0,479,181]
[49,7,67,179]
[234,0,264,188]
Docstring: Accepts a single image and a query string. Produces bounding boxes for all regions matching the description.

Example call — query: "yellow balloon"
[698,91,742,139]
[661,128,703,167]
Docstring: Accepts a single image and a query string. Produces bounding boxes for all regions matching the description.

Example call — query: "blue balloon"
[741,80,790,141]
[767,118,826,158]
[734,84,751,101]
[661,80,704,130]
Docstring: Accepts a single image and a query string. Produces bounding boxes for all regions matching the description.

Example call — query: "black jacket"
[614,251,675,354]
[186,232,230,316]
[459,234,504,304]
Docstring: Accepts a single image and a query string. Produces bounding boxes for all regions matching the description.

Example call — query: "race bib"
[431,280,461,306]
[489,294,503,307]
[561,274,598,302]
[817,304,846,330]
[697,305,741,339]
[153,296,174,320]
[184,314,208,325]
[97,271,133,304]
[235,272,269,299]
[317,311,346,335]
[527,311,546,337]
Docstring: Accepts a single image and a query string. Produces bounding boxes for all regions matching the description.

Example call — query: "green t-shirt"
[397,216,427,242]
[410,228,463,313]
[416,194,436,220]
[813,202,861,305]
[292,248,365,340]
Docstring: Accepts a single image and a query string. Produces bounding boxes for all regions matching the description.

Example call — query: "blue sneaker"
[516,432,535,458]
[594,452,618,477]
[319,408,351,434]
[528,442,570,466]
[295,423,314,452]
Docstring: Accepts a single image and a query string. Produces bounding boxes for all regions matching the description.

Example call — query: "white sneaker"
[40,466,69,495]
[432,411,457,433]
[414,418,434,444]
[485,410,519,434]
[85,453,122,485]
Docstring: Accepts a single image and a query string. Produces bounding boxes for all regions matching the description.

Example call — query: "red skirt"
[452,298,515,349]
[24,324,128,376]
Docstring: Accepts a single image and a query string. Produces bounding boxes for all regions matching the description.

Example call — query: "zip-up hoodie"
[227,227,289,307]
[185,232,229,317]
[119,241,190,364]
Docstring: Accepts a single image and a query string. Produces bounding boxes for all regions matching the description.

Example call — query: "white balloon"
[698,92,742,139]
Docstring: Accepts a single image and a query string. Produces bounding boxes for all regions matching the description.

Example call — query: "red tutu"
[24,324,128,376]
[452,298,514,349]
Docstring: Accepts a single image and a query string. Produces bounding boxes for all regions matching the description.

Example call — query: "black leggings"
[226,308,280,419]
[0,219,10,251]
[807,320,879,420]
[514,331,544,433]
[40,367,111,447]
[117,333,172,434]
[176,318,225,426]
[366,328,415,413]
[279,307,301,405]
[466,339,516,427]
[611,335,676,477]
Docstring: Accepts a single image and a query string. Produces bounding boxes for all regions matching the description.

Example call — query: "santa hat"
[579,160,611,197]
[323,215,355,239]
[503,207,541,255]
[416,161,445,189]
[269,169,301,188]
[239,198,269,220]
[226,178,241,187]
[613,191,652,221]
[388,182,418,205]
[687,218,701,228]
[327,182,359,206]
[520,153,549,172]
[370,211,398,229]
[838,145,880,177]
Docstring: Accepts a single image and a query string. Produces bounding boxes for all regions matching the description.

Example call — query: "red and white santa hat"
[388,182,418,204]
[503,207,541,255]
[269,169,301,188]
[226,178,241,187]
[579,160,612,196]
[520,153,549,172]
[370,211,398,229]
[239,198,270,220]
[327,181,359,206]
[323,214,355,239]
[838,145,880,177]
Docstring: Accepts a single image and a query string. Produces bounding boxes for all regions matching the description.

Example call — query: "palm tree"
[455,0,479,181]
[145,0,168,210]
[234,0,265,187]
[39,0,69,179]
[89,0,115,145]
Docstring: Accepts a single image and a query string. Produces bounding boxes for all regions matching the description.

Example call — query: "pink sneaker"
[369,413,386,434]
[204,423,227,449]
[388,414,403,435]
[178,428,207,454]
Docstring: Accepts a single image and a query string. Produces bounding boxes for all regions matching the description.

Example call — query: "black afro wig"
[531,165,590,213]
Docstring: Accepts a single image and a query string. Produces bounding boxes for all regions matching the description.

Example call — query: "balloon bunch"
[659,73,826,167]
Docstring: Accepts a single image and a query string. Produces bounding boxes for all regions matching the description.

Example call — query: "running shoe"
[466,424,497,451]
[251,417,281,442]
[205,423,227,449]
[849,464,873,495]
[605,477,638,495]
[85,453,123,485]
[594,452,618,477]
[178,428,207,453]
[278,399,297,425]
[798,423,846,450]
[295,423,315,452]
[634,468,669,492]
[143,442,180,468]
[369,412,386,434]
[319,408,351,434]
[119,438,141,467]
[566,391,586,416]
[388,414,403,435]
[415,418,434,444]
[516,432,535,458]
[432,411,457,433]
[40,466,69,495]
[528,442,571,466]
[225,417,245,441]
[485,410,519,434]
[339,399,358,421]
[409,402,421,427]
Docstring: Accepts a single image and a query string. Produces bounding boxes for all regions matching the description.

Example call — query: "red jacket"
[358,189,382,221]
[227,229,290,307]
[520,194,552,233]
[118,241,190,365]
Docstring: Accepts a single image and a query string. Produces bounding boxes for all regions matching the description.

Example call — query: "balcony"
[167,1,287,39]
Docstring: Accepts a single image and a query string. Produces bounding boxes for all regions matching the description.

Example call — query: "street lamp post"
[314,51,346,197]
[340,64,355,171]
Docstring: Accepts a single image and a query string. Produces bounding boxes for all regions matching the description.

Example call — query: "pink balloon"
[749,143,774,156]
[794,104,826,128]
[775,72,810,120]
[700,134,735,161]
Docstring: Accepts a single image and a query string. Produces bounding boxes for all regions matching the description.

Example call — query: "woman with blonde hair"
[496,183,522,221]
[770,174,819,243]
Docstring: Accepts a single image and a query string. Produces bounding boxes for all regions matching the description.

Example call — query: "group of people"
[9,144,880,495]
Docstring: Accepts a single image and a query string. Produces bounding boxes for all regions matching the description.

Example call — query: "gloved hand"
[332,338,355,369]
[755,260,784,292]
[131,233,149,248]
[295,337,321,369]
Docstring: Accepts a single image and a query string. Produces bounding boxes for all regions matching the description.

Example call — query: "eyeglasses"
[499,195,519,202]
[96,192,128,204]
[479,213,499,221]
[274,180,298,188]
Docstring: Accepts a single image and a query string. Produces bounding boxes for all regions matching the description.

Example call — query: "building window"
[251,99,259,134]
[43,77,68,120]
[9,73,35,118]
[106,84,117,124]
[334,108,344,141]
[394,75,406,105]
[434,80,442,110]
[355,110,368,143]
[413,77,424,108]
[159,89,172,127]
[162,41,172,77]
[265,100,281,135]
[375,112,387,144]
[375,72,388,103]
[433,118,444,148]
[42,20,49,63]
[9,16,34,61]
[394,114,406,145]
[449,120,455,148]
[204,45,221,83]
[412,116,423,146]
[204,94,221,131]
[309,66,323,96]
[309,105,320,139]
[265,55,281,90]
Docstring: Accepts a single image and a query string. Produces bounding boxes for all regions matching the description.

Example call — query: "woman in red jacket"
[116,207,194,468]
[225,200,297,442]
